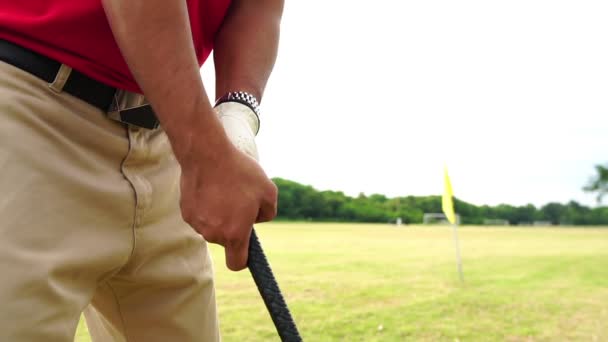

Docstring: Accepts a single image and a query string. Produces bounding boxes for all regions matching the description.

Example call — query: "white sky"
[202,0,608,207]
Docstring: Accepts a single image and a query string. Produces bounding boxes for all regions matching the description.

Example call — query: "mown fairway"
[76,223,608,341]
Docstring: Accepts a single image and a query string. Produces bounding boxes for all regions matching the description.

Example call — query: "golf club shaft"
[248,228,302,342]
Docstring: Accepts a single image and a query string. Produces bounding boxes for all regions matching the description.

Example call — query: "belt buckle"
[107,89,160,129]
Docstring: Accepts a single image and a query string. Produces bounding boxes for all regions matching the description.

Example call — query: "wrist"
[214,101,260,135]
[214,101,260,160]
[165,101,234,167]
[215,91,260,132]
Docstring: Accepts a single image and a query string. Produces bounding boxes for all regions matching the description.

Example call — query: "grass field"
[75,223,608,341]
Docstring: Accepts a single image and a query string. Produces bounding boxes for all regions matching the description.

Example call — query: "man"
[0,0,283,340]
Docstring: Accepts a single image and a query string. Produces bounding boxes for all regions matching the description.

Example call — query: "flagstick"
[451,222,464,283]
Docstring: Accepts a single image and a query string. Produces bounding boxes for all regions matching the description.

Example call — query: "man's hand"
[179,141,277,271]
[180,102,272,271]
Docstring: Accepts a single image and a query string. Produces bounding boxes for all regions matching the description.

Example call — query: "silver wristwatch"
[215,91,261,117]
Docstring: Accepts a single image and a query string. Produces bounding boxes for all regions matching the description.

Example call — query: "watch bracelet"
[215,91,261,134]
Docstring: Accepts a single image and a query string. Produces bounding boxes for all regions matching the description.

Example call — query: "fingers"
[256,199,278,223]
[225,183,276,270]
[256,182,278,223]
[224,184,276,270]
[178,136,276,272]
[224,227,252,271]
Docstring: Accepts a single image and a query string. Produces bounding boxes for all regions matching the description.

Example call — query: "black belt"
[0,39,159,129]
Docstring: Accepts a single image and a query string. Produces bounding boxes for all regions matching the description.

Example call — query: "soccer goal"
[483,219,510,226]
[423,213,460,225]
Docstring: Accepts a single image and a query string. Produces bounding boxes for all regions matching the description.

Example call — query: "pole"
[248,229,302,341]
[451,223,464,282]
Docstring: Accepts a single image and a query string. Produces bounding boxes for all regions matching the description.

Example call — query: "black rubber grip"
[247,229,303,342]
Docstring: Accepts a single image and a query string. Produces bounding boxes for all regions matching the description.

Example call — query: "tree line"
[273,178,608,225]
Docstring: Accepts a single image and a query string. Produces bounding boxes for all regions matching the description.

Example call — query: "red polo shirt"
[0,0,232,93]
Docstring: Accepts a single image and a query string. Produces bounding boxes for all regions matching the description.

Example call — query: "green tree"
[512,204,537,225]
[564,201,593,225]
[272,177,608,225]
[584,164,608,203]
[540,202,566,225]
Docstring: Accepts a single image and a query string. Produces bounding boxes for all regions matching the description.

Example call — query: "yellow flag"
[442,166,457,224]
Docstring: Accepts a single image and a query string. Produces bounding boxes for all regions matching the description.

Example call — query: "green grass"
[76,223,608,341]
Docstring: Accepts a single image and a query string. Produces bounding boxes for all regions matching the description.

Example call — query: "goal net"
[423,213,460,225]
[483,219,510,226]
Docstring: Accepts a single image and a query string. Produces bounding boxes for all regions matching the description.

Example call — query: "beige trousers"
[0,61,219,341]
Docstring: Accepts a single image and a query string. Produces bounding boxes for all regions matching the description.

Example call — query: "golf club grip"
[248,229,303,342]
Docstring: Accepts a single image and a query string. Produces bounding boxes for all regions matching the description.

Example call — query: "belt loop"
[48,64,72,93]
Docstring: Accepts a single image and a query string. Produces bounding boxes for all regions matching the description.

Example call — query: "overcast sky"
[202,0,608,207]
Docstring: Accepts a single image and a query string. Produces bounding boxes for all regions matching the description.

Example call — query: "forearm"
[213,0,284,101]
[101,0,230,162]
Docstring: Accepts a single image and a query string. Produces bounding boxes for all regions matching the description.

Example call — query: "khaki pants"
[0,61,219,341]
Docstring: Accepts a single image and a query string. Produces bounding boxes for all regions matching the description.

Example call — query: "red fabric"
[0,0,232,93]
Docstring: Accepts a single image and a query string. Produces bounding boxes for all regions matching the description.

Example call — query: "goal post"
[482,219,510,226]
[423,213,460,225]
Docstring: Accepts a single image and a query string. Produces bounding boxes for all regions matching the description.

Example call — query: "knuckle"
[180,208,195,226]
[225,231,242,247]
[269,182,279,197]
[200,225,224,244]
[180,210,225,245]
[264,183,278,203]
[202,232,221,244]
[271,202,278,218]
